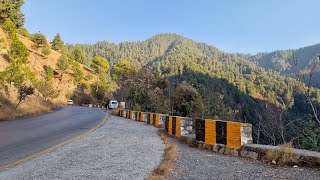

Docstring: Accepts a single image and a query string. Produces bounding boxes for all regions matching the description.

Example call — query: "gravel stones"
[170,139,320,180]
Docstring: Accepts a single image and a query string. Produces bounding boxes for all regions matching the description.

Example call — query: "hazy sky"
[23,0,320,54]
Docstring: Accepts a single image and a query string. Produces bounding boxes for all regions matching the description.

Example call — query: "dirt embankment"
[0,28,98,120]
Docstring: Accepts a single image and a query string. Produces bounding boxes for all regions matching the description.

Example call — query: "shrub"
[30,32,47,47]
[0,108,14,121]
[2,18,17,40]
[15,85,35,109]
[266,142,300,165]
[17,27,31,38]
[41,44,51,58]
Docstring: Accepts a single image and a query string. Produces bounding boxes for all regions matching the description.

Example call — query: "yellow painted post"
[175,116,181,137]
[205,119,216,145]
[154,113,160,127]
[168,116,173,135]
[137,112,140,121]
[150,113,154,125]
[226,121,241,149]
[140,112,144,122]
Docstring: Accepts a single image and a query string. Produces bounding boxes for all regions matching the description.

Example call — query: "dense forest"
[250,43,320,88]
[67,34,320,151]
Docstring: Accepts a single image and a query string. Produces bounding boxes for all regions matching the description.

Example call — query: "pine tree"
[72,47,87,65]
[73,62,84,84]
[0,0,25,28]
[91,56,110,74]
[9,38,29,64]
[52,33,65,52]
[41,44,51,58]
[2,18,17,40]
[57,54,69,72]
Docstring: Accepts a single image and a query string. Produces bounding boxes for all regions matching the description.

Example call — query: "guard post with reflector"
[226,121,241,149]
[195,119,252,149]
[154,113,160,127]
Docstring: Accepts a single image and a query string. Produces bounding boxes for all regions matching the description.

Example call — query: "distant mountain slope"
[250,44,320,87]
[67,33,309,109]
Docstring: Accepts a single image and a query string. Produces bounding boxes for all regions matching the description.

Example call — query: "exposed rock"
[197,141,204,148]
[240,150,248,157]
[248,151,258,160]
[219,147,225,154]
[224,148,230,155]
[212,145,218,153]
[204,144,213,151]
[230,149,239,157]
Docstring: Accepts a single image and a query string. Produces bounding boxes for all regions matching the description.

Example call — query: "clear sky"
[22,0,320,54]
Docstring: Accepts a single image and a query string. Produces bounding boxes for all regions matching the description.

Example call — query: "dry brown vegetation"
[265,142,300,165]
[148,131,178,180]
[111,108,120,116]
[0,92,55,121]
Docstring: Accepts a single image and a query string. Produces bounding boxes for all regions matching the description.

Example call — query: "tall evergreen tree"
[72,46,87,65]
[0,0,25,28]
[52,33,65,53]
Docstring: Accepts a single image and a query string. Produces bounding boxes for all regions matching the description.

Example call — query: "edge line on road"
[0,110,111,171]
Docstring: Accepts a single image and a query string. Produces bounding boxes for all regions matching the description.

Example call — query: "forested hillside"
[250,43,320,88]
[67,34,320,151]
[67,34,315,109]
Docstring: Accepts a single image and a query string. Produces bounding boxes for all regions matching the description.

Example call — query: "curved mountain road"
[0,106,107,168]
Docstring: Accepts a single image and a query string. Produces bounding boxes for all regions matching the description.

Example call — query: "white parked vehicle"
[108,100,118,110]
[67,100,74,106]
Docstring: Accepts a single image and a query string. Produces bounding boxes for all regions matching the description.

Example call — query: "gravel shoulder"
[170,138,320,180]
[0,115,165,180]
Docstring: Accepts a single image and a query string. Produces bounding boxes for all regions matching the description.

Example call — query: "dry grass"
[178,136,198,147]
[0,108,14,120]
[266,142,300,165]
[148,131,178,180]
[0,89,55,121]
[111,108,120,116]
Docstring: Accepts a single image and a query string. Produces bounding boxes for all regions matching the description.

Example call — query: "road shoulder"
[0,115,165,180]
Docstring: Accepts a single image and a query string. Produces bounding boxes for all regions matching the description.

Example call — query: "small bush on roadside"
[266,142,300,165]
[0,108,14,121]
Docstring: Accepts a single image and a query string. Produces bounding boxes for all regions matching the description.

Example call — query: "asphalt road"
[0,106,107,168]
[0,115,164,180]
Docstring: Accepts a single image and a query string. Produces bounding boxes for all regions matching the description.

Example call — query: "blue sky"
[23,0,320,54]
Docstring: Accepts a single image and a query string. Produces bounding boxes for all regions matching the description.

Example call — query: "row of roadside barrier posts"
[119,109,126,118]
[136,111,146,122]
[158,114,168,128]
[118,110,252,149]
[164,116,193,137]
[195,119,252,149]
